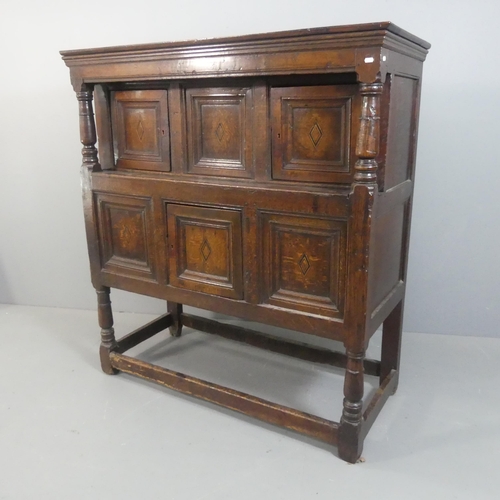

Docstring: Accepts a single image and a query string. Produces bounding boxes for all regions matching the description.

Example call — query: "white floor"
[0,304,498,499]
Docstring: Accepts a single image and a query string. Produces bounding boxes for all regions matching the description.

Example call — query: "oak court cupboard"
[61,22,430,463]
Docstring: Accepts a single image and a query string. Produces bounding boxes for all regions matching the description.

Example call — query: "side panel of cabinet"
[384,75,419,189]
[367,200,407,320]
[271,85,358,184]
[111,89,171,171]
[166,204,244,299]
[259,211,347,318]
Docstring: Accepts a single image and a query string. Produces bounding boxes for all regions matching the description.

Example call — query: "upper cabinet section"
[102,80,361,184]
[63,22,430,189]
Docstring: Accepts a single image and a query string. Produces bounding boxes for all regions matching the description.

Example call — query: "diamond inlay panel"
[95,192,158,283]
[200,239,212,261]
[261,211,347,317]
[298,253,311,275]
[167,204,243,299]
[309,122,323,147]
[185,86,254,178]
[215,123,225,143]
[112,89,170,172]
[271,85,356,183]
[137,119,145,141]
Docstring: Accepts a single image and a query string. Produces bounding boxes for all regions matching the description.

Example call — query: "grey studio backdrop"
[0,0,498,338]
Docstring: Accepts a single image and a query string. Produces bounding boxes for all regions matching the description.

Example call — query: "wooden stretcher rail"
[115,312,173,353]
[181,313,381,377]
[109,351,339,445]
[362,369,398,439]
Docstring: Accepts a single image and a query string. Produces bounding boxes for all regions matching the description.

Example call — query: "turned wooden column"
[77,88,116,373]
[339,81,383,463]
[96,286,118,374]
[353,81,383,183]
[339,349,365,461]
[76,87,104,288]
[76,88,101,173]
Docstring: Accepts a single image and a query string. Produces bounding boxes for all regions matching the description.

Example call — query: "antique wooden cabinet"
[61,22,430,462]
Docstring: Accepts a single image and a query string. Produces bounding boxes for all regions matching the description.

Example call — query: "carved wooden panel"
[260,212,346,317]
[95,193,157,281]
[385,76,418,189]
[271,85,357,183]
[167,204,243,299]
[185,87,253,178]
[112,90,170,171]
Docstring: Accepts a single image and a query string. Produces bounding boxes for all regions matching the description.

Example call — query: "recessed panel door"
[166,204,243,299]
[271,85,358,183]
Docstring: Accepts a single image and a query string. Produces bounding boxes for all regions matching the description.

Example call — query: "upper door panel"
[111,89,171,172]
[185,86,254,179]
[271,85,358,184]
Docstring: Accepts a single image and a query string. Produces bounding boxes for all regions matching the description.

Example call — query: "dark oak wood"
[62,22,429,463]
[166,204,244,299]
[271,85,358,184]
[166,301,183,337]
[95,192,158,282]
[260,211,347,317]
[112,89,171,172]
[115,312,173,353]
[185,85,254,178]
[96,286,117,374]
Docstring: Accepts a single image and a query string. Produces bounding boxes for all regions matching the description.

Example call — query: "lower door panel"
[259,211,347,318]
[166,203,244,299]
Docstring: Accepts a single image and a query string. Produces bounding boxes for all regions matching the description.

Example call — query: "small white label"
[364,56,375,63]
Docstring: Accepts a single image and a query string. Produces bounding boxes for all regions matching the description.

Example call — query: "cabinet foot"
[338,421,363,463]
[339,349,365,463]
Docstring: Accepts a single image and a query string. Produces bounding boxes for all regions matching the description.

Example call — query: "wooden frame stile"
[64,23,430,463]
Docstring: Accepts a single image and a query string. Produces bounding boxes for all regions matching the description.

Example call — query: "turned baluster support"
[338,80,383,462]
[354,81,383,184]
[78,88,115,373]
[76,88,102,173]
[96,286,118,374]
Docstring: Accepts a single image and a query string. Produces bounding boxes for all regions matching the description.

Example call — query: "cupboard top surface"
[60,22,430,58]
[61,23,429,89]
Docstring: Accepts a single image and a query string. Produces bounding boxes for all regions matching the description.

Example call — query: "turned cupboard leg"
[167,301,183,337]
[338,80,384,462]
[380,299,404,391]
[338,350,365,462]
[96,286,118,374]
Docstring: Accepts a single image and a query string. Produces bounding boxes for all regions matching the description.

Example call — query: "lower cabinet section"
[259,211,346,318]
[94,191,347,320]
[166,204,244,299]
